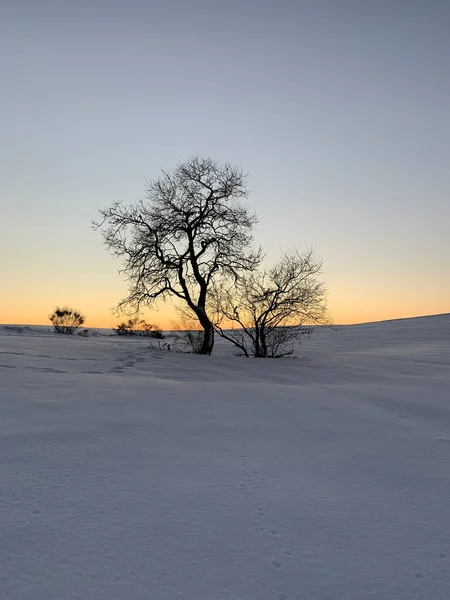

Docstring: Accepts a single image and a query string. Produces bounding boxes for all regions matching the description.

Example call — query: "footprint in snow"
[259,526,279,537]
[278,546,291,556]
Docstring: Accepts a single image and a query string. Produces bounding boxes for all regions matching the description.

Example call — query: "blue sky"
[1,0,449,326]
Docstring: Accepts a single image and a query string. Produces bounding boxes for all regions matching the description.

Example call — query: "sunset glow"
[1,1,449,328]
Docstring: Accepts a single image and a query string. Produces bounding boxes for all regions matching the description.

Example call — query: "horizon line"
[2,312,449,331]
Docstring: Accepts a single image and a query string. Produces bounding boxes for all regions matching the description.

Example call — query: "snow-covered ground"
[1,315,449,600]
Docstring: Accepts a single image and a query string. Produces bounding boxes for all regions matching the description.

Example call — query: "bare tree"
[94,157,261,355]
[214,249,330,357]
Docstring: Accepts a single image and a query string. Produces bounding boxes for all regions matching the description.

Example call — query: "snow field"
[1,315,449,599]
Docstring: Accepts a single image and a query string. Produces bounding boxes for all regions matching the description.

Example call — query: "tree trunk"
[260,329,268,358]
[196,306,214,355]
[199,322,214,355]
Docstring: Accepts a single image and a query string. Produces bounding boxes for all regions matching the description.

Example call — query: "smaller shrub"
[49,307,85,334]
[115,319,136,335]
[147,327,165,339]
[114,318,164,338]
[171,329,204,353]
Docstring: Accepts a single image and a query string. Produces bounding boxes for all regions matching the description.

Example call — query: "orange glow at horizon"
[3,267,449,330]
[3,299,449,330]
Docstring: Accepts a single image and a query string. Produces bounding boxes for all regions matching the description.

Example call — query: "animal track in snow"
[278,545,291,556]
[256,507,292,572]
[259,526,279,537]
[28,367,68,373]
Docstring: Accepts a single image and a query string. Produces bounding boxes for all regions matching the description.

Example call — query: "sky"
[1,0,449,328]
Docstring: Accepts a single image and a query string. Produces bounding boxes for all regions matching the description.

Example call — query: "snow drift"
[1,314,449,599]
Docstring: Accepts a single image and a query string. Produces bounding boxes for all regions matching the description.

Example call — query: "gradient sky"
[1,0,449,328]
